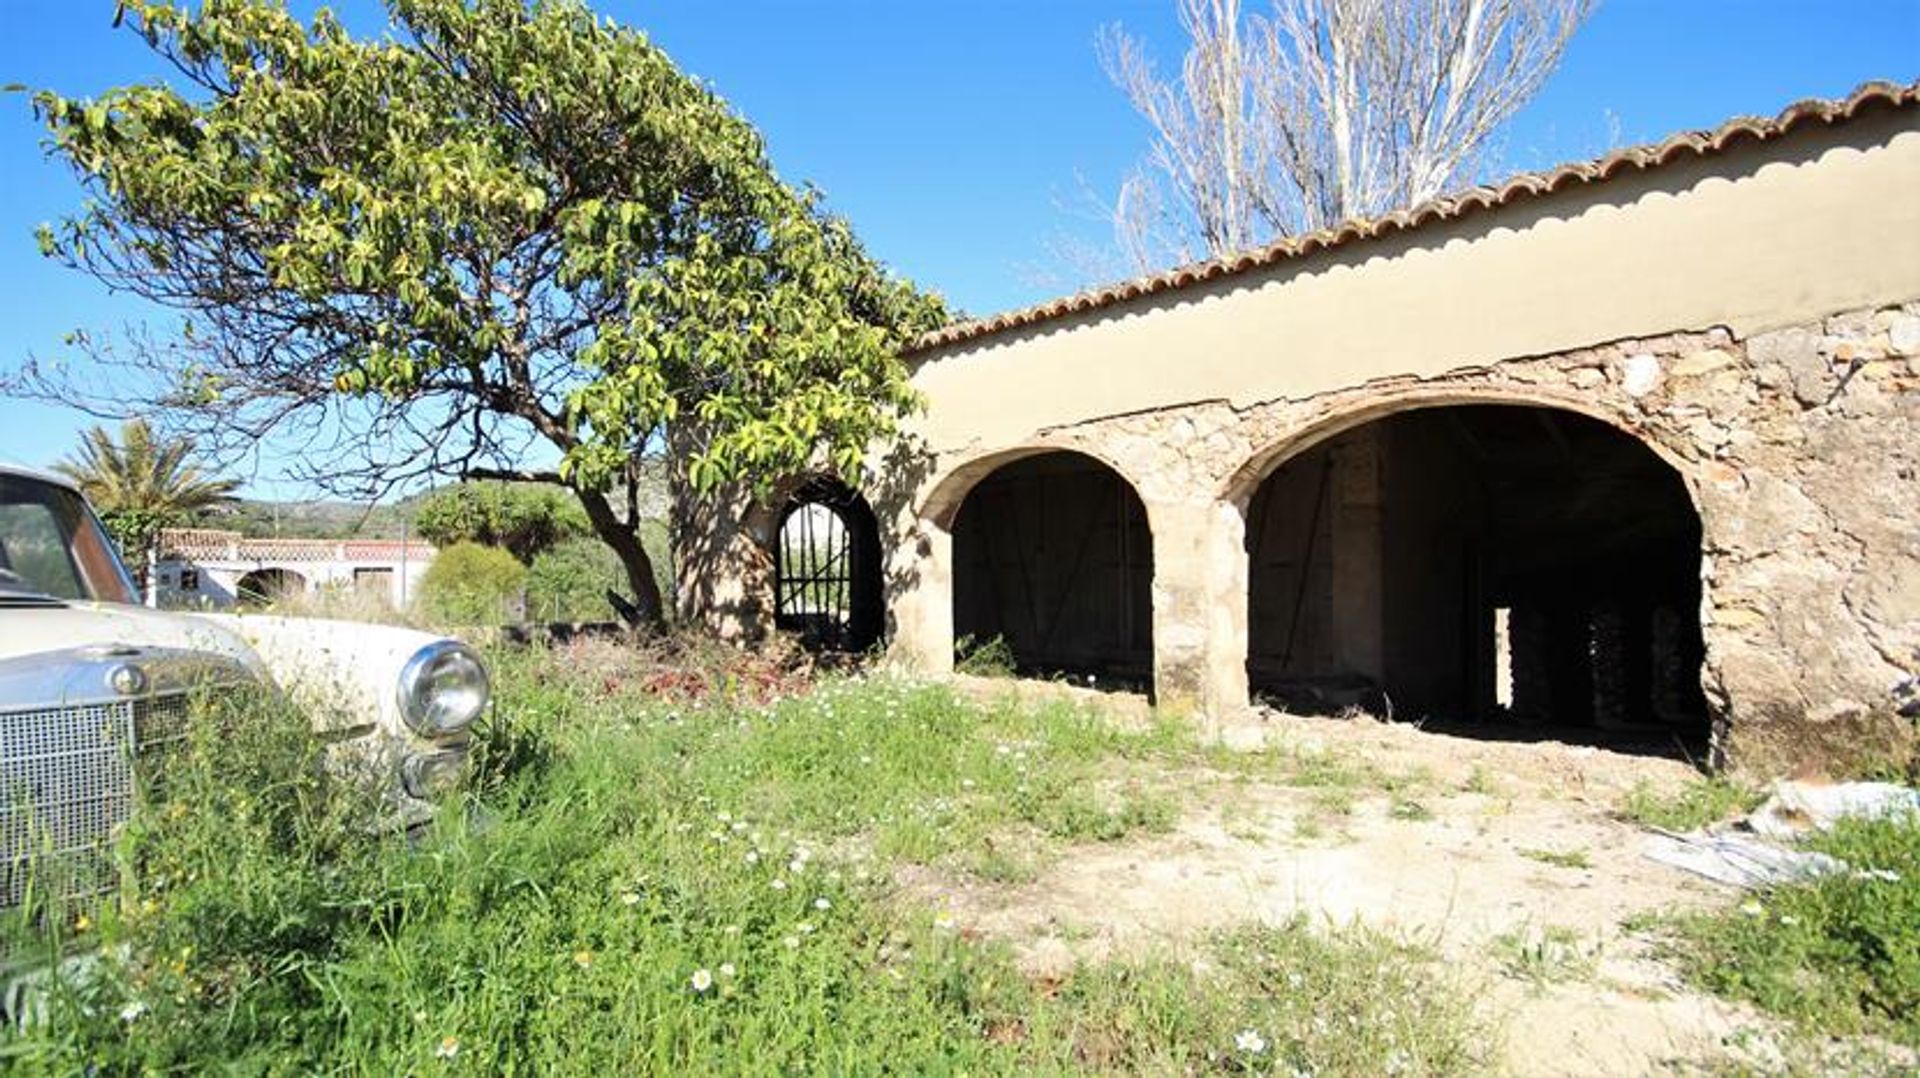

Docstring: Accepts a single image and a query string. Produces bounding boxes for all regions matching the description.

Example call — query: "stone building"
[677,82,1920,776]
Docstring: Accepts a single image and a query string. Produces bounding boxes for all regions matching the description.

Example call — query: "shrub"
[526,537,627,623]
[416,541,526,627]
[525,523,673,624]
[411,481,589,563]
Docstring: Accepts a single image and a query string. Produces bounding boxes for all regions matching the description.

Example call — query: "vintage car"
[0,462,488,912]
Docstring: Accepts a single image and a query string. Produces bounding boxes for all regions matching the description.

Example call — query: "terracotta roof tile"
[910,80,1920,355]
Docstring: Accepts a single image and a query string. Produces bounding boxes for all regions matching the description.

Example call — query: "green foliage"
[0,653,1488,1074]
[1491,924,1597,986]
[33,0,946,522]
[954,633,1017,677]
[524,525,671,622]
[416,541,527,626]
[1657,810,1920,1045]
[1518,846,1592,870]
[414,481,589,563]
[52,419,238,566]
[527,535,626,622]
[1619,776,1763,832]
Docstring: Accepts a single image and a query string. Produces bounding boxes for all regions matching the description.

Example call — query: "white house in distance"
[153,527,435,610]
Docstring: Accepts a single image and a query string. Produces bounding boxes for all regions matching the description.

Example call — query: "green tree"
[30,0,945,630]
[412,480,589,563]
[53,419,240,570]
[416,540,527,626]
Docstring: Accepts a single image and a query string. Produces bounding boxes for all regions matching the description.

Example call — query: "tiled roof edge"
[909,79,1920,355]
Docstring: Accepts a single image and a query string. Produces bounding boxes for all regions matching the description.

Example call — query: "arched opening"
[234,567,307,609]
[1245,404,1706,751]
[951,450,1154,691]
[773,478,884,652]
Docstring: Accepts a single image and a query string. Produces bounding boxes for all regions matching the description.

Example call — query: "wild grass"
[0,642,1487,1074]
[1619,776,1763,832]
[1654,811,1920,1047]
[1490,923,1598,986]
[1518,846,1593,871]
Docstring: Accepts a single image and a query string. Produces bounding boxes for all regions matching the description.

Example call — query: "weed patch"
[1620,777,1763,832]
[1654,811,1920,1046]
[1518,846,1593,871]
[0,642,1487,1074]
[1491,924,1597,986]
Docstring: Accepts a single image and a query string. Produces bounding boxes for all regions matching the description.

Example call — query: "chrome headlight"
[402,750,469,800]
[396,641,489,738]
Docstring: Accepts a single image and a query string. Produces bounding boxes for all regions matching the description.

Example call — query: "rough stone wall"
[883,302,1919,776]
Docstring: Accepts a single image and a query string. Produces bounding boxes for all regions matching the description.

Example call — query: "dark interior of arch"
[1246,405,1707,751]
[235,567,306,608]
[952,452,1153,690]
[773,478,884,652]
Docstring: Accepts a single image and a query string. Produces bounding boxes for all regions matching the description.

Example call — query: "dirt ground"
[901,695,1888,1076]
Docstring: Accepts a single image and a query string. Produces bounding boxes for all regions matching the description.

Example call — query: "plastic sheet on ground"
[1641,781,1918,889]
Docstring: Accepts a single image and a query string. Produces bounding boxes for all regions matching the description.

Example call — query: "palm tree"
[53,419,240,581]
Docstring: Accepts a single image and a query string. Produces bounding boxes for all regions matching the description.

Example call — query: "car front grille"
[1,692,198,911]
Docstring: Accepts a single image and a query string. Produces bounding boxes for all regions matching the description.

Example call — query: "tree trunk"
[573,486,667,632]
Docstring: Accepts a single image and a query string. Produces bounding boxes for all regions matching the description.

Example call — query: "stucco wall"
[903,112,1920,455]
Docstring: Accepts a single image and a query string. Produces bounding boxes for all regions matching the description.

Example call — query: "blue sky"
[2,1,1916,497]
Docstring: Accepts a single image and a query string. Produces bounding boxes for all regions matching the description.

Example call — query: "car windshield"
[0,473,138,604]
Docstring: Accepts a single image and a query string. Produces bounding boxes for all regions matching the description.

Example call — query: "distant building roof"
[158,527,434,564]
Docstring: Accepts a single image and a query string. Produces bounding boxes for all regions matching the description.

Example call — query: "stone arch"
[944,448,1156,693]
[919,440,1151,532]
[1220,384,1698,512]
[1233,393,1710,752]
[234,567,308,608]
[769,476,885,652]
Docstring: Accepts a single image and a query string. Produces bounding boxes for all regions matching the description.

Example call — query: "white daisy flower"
[691,969,713,993]
[1235,1029,1267,1055]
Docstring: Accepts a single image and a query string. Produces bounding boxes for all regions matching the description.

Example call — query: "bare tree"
[1099,0,1593,273]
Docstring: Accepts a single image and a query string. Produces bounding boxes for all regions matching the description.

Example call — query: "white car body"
[0,463,487,917]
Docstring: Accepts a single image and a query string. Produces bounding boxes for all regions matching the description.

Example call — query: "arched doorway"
[235,567,307,609]
[773,478,884,652]
[1245,404,1706,748]
[950,450,1154,690]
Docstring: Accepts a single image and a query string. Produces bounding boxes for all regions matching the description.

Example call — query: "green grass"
[1518,846,1592,870]
[1490,924,1597,986]
[1619,776,1763,832]
[0,644,1488,1075]
[1653,810,1920,1047]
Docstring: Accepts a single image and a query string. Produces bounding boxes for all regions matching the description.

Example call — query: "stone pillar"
[885,516,954,676]
[1145,500,1209,713]
[1146,499,1251,727]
